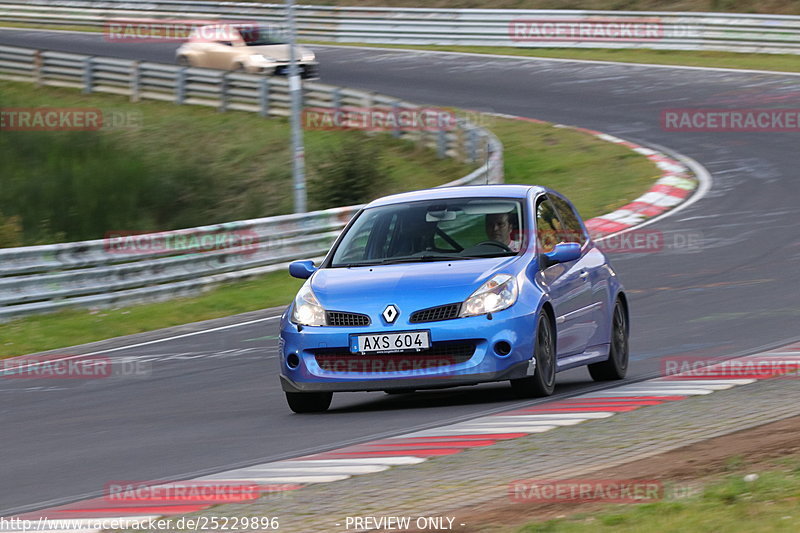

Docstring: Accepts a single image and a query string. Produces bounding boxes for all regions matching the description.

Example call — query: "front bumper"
[278,307,537,393]
[280,361,531,392]
[264,61,319,79]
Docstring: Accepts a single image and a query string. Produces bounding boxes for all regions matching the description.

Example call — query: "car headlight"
[460,274,518,317]
[250,54,276,63]
[291,281,327,326]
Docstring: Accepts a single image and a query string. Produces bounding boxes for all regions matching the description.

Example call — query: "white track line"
[403,425,558,437]
[589,389,714,396]
[650,379,756,385]
[279,457,426,465]
[453,421,583,428]
[198,475,350,483]
[314,43,800,77]
[1,315,281,374]
[211,465,390,475]
[492,412,616,419]
[482,416,587,425]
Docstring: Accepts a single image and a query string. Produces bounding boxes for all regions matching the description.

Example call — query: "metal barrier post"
[130,60,141,102]
[391,101,401,139]
[467,127,478,163]
[175,67,187,104]
[219,72,229,112]
[82,56,93,94]
[33,49,43,87]
[259,76,270,117]
[437,129,447,158]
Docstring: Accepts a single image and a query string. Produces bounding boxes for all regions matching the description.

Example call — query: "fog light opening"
[494,341,512,357]
[286,353,300,369]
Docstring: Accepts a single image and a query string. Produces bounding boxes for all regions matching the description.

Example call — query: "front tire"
[588,298,629,381]
[285,391,332,413]
[177,55,191,67]
[510,309,556,397]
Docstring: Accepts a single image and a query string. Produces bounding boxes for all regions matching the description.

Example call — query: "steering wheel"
[475,240,512,252]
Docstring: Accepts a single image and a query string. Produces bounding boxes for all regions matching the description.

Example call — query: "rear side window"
[550,195,587,245]
[535,197,561,253]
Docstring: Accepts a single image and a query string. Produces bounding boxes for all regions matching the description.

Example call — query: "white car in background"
[176,23,319,78]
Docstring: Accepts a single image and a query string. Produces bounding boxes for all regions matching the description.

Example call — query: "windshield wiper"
[462,252,518,258]
[336,255,468,267]
[380,255,468,264]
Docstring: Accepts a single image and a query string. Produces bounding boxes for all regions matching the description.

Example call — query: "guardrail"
[0,44,503,321]
[1,1,800,54]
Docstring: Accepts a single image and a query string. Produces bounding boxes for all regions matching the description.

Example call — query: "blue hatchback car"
[279,185,629,413]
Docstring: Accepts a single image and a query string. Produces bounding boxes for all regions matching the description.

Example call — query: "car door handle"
[579,270,589,281]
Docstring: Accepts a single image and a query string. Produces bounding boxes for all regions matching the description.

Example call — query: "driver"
[484,212,521,252]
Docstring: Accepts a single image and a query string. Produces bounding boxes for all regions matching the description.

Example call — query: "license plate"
[351,331,431,354]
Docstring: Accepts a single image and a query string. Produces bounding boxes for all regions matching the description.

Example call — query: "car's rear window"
[238,25,288,46]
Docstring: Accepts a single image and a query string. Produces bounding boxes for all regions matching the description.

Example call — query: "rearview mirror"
[542,242,581,267]
[289,260,316,279]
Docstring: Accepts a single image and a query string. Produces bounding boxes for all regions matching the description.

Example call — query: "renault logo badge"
[382,305,399,323]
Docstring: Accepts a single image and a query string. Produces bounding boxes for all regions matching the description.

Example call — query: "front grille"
[326,311,371,327]
[314,341,476,373]
[409,303,461,323]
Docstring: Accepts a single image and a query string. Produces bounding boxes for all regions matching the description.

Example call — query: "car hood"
[311,257,520,320]
[245,44,313,61]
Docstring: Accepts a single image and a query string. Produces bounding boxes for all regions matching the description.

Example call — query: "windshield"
[237,25,288,46]
[330,198,526,267]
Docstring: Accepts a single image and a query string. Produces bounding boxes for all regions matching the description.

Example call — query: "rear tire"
[285,391,332,413]
[588,298,629,381]
[177,56,191,67]
[510,309,556,397]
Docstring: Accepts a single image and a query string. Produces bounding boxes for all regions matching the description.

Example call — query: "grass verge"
[1,271,304,357]
[0,102,659,358]
[513,456,800,532]
[0,80,471,245]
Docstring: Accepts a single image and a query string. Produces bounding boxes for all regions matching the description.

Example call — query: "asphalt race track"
[1,28,798,516]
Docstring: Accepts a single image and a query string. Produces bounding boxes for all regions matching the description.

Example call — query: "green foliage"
[0,212,23,248]
[308,136,383,210]
[0,81,470,245]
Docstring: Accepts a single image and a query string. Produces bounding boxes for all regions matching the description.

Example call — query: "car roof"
[364,184,547,208]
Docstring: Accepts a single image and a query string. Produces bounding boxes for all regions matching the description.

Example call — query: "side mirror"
[542,242,581,267]
[289,260,317,279]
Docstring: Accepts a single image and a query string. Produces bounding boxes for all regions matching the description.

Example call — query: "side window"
[334,211,380,263]
[368,213,398,259]
[550,195,587,245]
[535,197,561,253]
